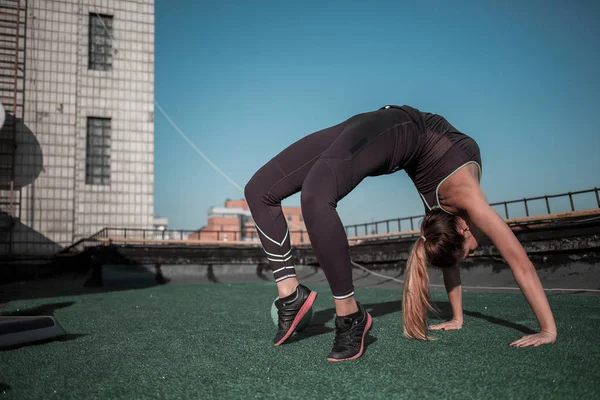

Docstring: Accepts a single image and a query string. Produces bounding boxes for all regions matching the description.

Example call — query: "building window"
[287,215,292,221]
[89,13,113,71]
[86,117,111,185]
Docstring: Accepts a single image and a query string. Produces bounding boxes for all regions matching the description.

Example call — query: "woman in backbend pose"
[244,104,557,362]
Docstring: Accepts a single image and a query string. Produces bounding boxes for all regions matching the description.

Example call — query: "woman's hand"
[510,331,557,347]
[429,319,463,331]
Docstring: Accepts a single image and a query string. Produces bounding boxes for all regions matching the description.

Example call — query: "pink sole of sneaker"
[274,290,318,347]
[327,312,373,362]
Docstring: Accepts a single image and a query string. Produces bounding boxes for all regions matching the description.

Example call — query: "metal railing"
[85,227,310,244]
[489,188,599,219]
[72,187,599,249]
[345,215,423,238]
[344,187,600,237]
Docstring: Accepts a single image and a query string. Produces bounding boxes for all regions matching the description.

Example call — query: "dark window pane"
[89,14,113,71]
[92,36,105,45]
[86,117,112,186]
[89,136,101,146]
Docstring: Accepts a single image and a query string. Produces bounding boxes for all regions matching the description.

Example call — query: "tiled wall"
[10,0,154,256]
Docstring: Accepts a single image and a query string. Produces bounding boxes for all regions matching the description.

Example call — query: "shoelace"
[277,302,302,325]
[333,323,363,348]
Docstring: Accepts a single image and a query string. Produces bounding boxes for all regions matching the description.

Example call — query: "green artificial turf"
[1,282,599,399]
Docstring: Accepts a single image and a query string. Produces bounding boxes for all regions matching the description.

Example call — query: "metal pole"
[504,203,509,219]
[595,188,600,208]
[545,196,550,214]
[9,180,13,217]
[524,199,529,216]
[569,192,574,211]
[386,220,389,233]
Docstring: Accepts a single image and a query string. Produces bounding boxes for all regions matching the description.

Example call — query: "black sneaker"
[327,302,372,362]
[273,284,318,346]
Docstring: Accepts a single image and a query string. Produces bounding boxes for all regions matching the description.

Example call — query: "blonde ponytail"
[402,238,433,340]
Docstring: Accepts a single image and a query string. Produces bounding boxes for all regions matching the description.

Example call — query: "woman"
[244,104,557,362]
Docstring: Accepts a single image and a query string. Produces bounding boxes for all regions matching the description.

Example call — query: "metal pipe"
[9,179,13,216]
[569,192,574,211]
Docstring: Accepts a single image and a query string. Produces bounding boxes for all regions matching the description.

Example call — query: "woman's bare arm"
[430,266,464,331]
[455,185,557,346]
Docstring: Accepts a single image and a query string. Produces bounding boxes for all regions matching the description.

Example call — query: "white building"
[0,0,155,258]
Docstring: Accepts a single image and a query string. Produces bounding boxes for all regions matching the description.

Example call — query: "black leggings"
[244,107,418,299]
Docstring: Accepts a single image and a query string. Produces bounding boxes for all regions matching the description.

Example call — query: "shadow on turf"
[284,308,336,343]
[0,333,88,352]
[300,300,535,336]
[285,307,379,347]
[0,301,76,317]
[0,383,11,394]
[430,301,536,334]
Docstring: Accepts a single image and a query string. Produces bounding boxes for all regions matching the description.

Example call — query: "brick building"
[0,0,155,258]
[190,199,309,245]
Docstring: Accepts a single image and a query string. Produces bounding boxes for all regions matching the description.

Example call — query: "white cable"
[352,261,600,293]
[94,10,599,294]
[154,102,244,193]
[351,261,404,283]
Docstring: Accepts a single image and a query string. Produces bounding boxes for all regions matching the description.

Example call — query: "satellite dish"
[0,103,5,129]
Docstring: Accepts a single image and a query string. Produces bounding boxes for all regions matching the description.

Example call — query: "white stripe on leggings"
[272,266,296,274]
[263,248,292,258]
[333,291,355,300]
[267,255,293,263]
[255,223,289,247]
[275,274,297,283]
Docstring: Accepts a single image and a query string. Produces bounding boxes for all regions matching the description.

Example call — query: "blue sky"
[154,0,599,230]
